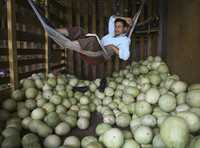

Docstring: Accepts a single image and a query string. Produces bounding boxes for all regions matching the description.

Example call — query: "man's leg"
[57,27,85,40]
[68,27,86,40]
[78,37,101,52]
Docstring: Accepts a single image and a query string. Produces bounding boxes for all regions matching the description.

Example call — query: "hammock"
[27,0,146,64]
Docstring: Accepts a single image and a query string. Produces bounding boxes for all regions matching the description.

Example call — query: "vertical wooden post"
[96,0,105,78]
[158,0,167,59]
[66,0,74,75]
[130,0,137,61]
[82,0,90,79]
[139,0,145,60]
[105,0,113,76]
[7,0,18,90]
[147,0,153,56]
[91,0,97,80]
[73,0,82,78]
[0,0,4,29]
[44,0,50,75]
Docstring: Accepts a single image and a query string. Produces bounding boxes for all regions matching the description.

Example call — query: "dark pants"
[68,27,101,52]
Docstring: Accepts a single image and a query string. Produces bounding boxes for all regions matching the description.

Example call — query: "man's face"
[115,22,127,36]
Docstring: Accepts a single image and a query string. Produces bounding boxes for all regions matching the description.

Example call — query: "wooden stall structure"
[0,0,161,95]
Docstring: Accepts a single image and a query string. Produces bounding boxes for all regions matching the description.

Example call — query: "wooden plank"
[15,1,45,27]
[135,38,141,61]
[105,0,113,77]
[140,37,145,59]
[158,0,167,59]
[18,58,45,66]
[16,0,30,9]
[0,0,4,29]
[73,0,82,79]
[96,0,105,78]
[16,12,40,27]
[16,31,45,42]
[66,0,74,75]
[49,0,66,12]
[139,0,145,60]
[0,48,8,55]
[48,12,66,26]
[82,0,90,80]
[0,30,7,40]
[44,0,50,75]
[135,29,159,34]
[91,0,97,80]
[130,0,137,61]
[17,48,45,55]
[151,0,159,56]
[147,0,153,57]
[7,0,19,90]
[0,61,9,69]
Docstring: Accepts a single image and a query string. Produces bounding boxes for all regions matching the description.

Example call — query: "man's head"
[114,18,128,36]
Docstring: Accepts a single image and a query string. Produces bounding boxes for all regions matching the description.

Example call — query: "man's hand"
[125,17,133,26]
[105,44,119,55]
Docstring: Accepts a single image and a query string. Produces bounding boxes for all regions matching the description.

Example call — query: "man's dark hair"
[114,18,128,27]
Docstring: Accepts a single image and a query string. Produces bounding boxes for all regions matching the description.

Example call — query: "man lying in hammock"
[57,15,132,61]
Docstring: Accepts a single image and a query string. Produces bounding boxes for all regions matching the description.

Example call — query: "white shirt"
[101,15,131,61]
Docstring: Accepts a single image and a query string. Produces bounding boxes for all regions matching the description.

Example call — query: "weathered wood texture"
[166,0,200,83]
[0,0,160,95]
[0,0,67,93]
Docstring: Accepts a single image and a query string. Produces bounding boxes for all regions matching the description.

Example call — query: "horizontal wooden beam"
[49,0,66,12]
[18,58,45,66]
[135,29,159,35]
[49,12,66,25]
[17,48,45,55]
[16,13,41,27]
[16,0,45,12]
[0,48,45,56]
[0,30,7,40]
[16,0,29,8]
[0,48,8,55]
[0,61,9,69]
[16,31,45,42]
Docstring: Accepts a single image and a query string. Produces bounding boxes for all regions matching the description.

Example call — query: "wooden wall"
[166,0,200,83]
[0,0,67,91]
[0,0,160,94]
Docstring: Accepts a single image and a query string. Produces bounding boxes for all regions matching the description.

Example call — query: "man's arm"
[105,44,119,55]
[108,16,116,34]
[105,39,130,61]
